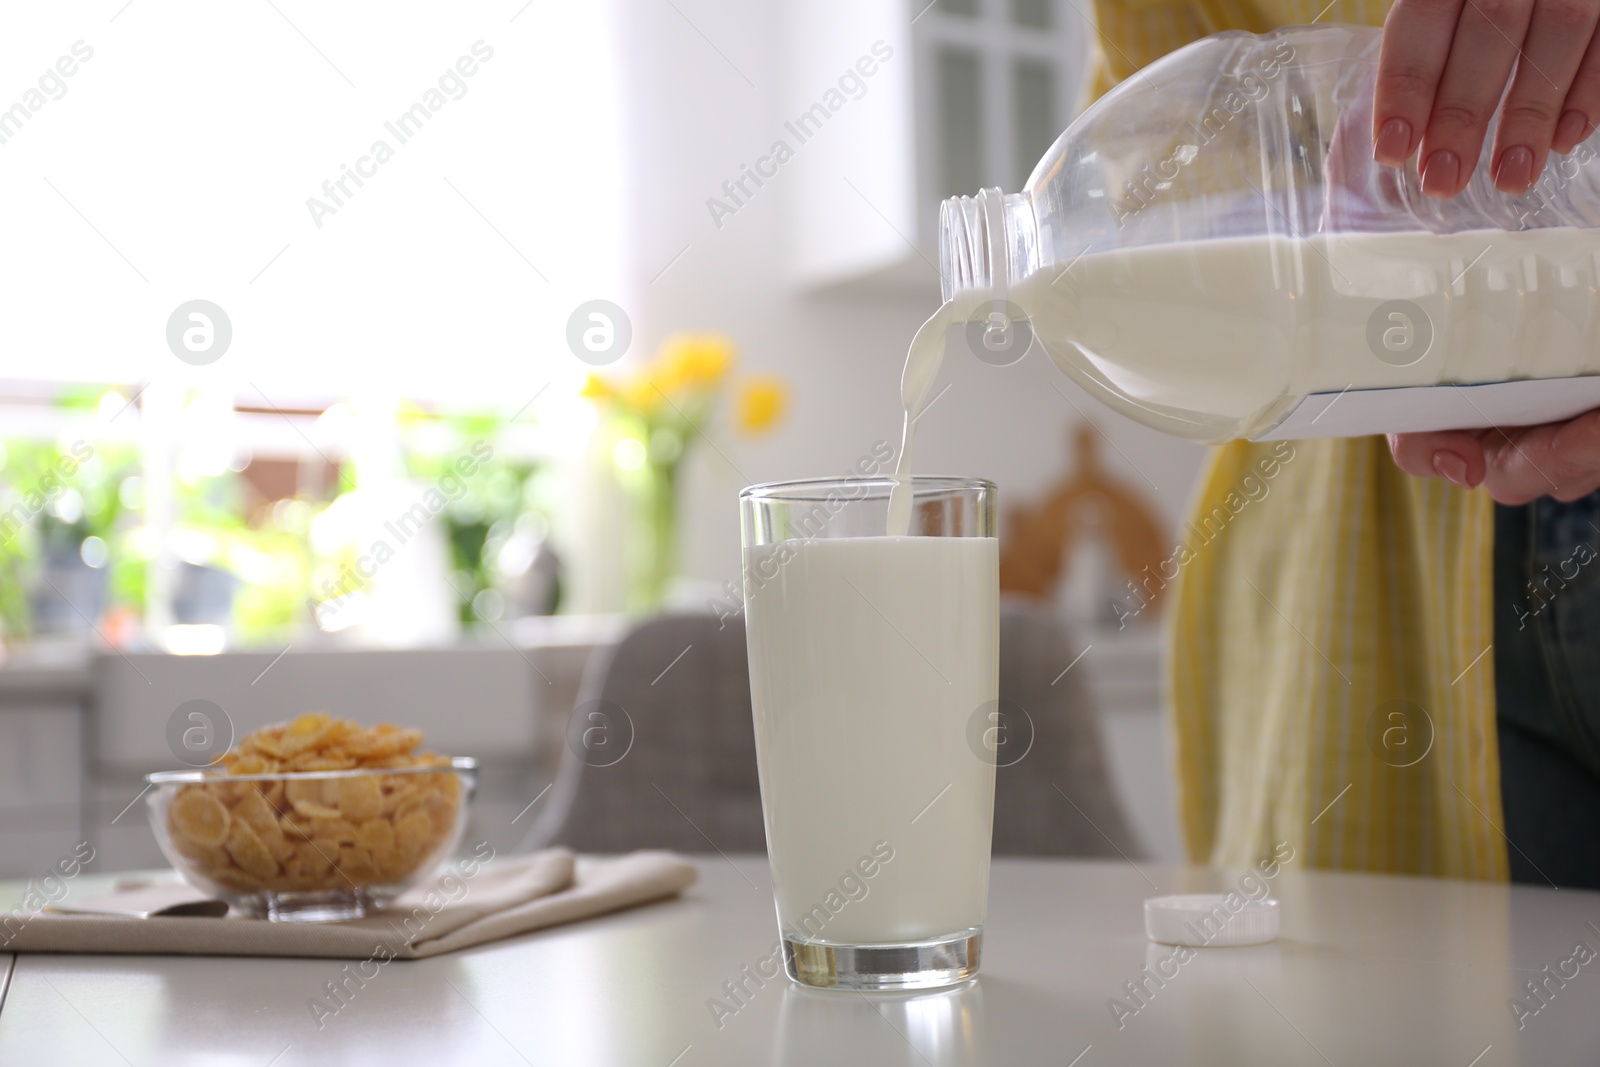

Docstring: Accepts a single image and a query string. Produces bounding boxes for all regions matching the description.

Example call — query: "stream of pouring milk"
[887,296,979,535]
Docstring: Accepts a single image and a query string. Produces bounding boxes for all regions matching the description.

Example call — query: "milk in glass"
[744,535,997,944]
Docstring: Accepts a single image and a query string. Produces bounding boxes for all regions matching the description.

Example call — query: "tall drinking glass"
[740,476,998,990]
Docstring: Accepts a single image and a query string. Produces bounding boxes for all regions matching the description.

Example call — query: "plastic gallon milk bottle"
[906,22,1600,452]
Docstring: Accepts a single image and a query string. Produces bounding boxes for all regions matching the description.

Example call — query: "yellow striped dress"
[1086,0,1508,880]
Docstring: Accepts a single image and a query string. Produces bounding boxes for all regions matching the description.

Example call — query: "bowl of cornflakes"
[146,713,477,922]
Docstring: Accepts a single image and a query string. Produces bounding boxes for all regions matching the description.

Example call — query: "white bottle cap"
[1143,894,1280,947]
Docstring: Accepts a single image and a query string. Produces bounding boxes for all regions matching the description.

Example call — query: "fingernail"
[1421,150,1461,197]
[1554,109,1589,152]
[1432,450,1470,487]
[1374,117,1413,165]
[1493,145,1534,193]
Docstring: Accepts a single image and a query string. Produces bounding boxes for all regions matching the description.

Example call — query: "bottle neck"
[939,188,1035,304]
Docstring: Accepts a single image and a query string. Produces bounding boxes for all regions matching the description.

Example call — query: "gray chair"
[526,604,1142,859]
[990,598,1142,857]
[525,612,766,854]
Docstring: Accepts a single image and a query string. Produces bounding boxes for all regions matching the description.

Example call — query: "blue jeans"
[1494,492,1600,888]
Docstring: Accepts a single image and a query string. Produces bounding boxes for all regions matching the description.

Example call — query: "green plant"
[396,406,556,624]
[0,386,139,640]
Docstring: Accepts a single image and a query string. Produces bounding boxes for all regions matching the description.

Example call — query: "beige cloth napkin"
[12,849,696,959]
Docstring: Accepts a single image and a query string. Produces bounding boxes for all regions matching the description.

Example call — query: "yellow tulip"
[735,376,788,435]
[659,334,735,392]
[622,376,664,415]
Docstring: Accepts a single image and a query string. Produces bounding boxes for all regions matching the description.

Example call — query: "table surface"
[1,855,1596,1066]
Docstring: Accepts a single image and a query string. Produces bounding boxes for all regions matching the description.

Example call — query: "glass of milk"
[740,476,998,990]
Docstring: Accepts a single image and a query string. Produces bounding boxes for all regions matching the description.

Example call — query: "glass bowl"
[146,757,477,922]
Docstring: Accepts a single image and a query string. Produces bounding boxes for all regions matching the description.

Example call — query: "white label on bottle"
[1253,376,1600,440]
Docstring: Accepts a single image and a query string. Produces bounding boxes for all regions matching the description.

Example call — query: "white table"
[1,856,1595,1065]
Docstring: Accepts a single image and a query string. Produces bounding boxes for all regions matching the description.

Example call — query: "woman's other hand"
[1389,410,1600,501]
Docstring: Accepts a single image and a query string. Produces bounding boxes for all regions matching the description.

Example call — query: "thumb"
[1387,431,1486,488]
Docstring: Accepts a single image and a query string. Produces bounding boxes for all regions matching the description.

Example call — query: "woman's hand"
[1372,0,1600,196]
[1388,410,1600,501]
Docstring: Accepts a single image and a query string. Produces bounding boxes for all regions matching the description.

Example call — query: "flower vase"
[627,458,679,613]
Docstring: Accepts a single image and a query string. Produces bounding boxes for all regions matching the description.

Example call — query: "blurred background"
[0,0,1209,875]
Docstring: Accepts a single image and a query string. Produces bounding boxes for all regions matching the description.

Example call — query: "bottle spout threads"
[939,188,1034,304]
